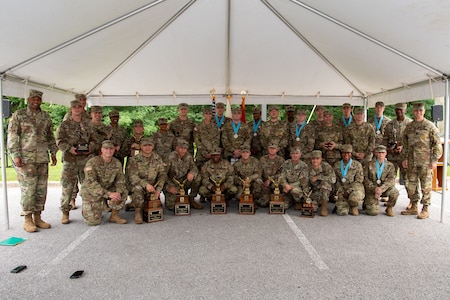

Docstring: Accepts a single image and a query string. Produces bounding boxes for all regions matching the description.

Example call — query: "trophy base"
[239,194,254,214]
[175,203,191,216]
[295,203,302,210]
[269,201,285,214]
[210,194,226,214]
[300,203,315,218]
[143,199,164,223]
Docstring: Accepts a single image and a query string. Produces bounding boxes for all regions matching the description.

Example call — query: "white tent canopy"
[1,0,449,107]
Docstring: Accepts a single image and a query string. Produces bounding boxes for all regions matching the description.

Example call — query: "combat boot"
[69,199,77,210]
[23,214,37,233]
[417,205,429,219]
[350,206,359,216]
[103,201,112,212]
[61,211,70,224]
[385,205,394,217]
[190,196,203,210]
[135,208,143,224]
[320,203,328,217]
[405,200,412,210]
[34,211,51,229]
[401,202,418,215]
[109,210,127,224]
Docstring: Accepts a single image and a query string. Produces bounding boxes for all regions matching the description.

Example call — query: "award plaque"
[269,194,285,214]
[143,198,164,223]
[175,195,191,216]
[300,203,315,218]
[210,194,226,214]
[239,194,255,215]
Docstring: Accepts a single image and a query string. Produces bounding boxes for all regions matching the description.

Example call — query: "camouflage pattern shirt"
[279,159,309,190]
[314,124,344,163]
[288,122,315,156]
[333,159,364,194]
[308,161,336,191]
[165,151,198,190]
[248,119,265,158]
[90,122,110,154]
[382,117,412,163]
[169,117,195,154]
[260,120,289,153]
[233,156,262,183]
[151,130,176,163]
[368,115,391,146]
[201,159,235,191]
[194,121,221,162]
[221,121,252,158]
[259,155,285,182]
[56,118,96,162]
[126,152,167,191]
[108,124,129,159]
[363,159,397,194]
[344,122,375,163]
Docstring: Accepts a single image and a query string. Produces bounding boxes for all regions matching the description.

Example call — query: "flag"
[241,96,246,123]
[211,95,216,116]
[225,94,232,118]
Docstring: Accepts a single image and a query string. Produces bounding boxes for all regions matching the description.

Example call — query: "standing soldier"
[344,107,376,165]
[368,101,391,146]
[164,139,203,211]
[233,145,263,202]
[363,145,399,217]
[333,144,365,216]
[63,93,90,121]
[248,107,265,158]
[107,110,128,166]
[309,105,325,128]
[289,109,315,159]
[285,105,296,125]
[89,106,109,154]
[7,89,58,232]
[315,110,344,167]
[279,147,309,209]
[124,119,146,161]
[81,140,128,225]
[56,99,96,224]
[221,107,252,162]
[400,102,442,219]
[126,137,166,223]
[259,143,285,207]
[336,103,354,133]
[194,107,221,171]
[260,105,289,157]
[152,117,176,165]
[307,150,336,216]
[169,103,195,155]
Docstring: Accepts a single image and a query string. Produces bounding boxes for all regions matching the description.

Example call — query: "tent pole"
[440,77,449,223]
[226,0,231,89]
[0,74,10,229]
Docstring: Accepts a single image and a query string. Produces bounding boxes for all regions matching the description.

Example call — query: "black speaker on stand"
[431,105,443,122]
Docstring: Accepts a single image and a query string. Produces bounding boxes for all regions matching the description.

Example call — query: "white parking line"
[38,226,98,277]
[283,214,329,270]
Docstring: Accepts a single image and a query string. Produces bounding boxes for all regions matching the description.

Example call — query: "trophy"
[76,142,89,154]
[210,177,226,214]
[300,190,314,218]
[173,177,190,216]
[238,177,255,215]
[143,193,163,223]
[268,177,284,214]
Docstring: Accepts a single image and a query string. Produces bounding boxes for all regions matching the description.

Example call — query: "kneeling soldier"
[308,150,336,216]
[279,147,309,209]
[233,145,263,203]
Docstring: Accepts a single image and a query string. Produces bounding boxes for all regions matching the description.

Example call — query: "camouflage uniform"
[194,119,221,169]
[199,155,237,201]
[314,123,344,167]
[221,120,252,160]
[81,155,128,225]
[151,129,176,165]
[363,157,398,216]
[233,156,263,200]
[90,122,110,154]
[248,117,265,158]
[7,103,58,216]
[63,110,90,121]
[107,123,128,165]
[169,117,195,155]
[288,122,315,158]
[260,120,289,157]
[368,115,391,146]
[279,159,309,209]
[259,152,285,207]
[126,151,166,209]
[308,160,336,209]
[56,116,96,212]
[333,158,365,216]
[344,121,375,164]
[164,150,199,209]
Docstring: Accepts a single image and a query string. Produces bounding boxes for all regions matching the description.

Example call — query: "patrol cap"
[252,107,261,114]
[323,110,333,116]
[354,107,365,114]
[140,137,154,146]
[297,109,307,115]
[375,145,387,152]
[290,147,302,154]
[240,145,251,152]
[375,101,385,107]
[268,142,279,149]
[109,110,120,117]
[395,103,407,110]
[178,103,189,109]
[90,106,102,113]
[176,139,189,148]
[232,107,242,114]
[70,100,82,108]
[269,105,279,112]
[133,119,143,127]
[158,118,168,125]
[286,105,295,112]
[342,103,352,108]
[29,89,43,99]
[316,105,325,111]
[311,150,322,158]
[341,144,353,153]
[215,102,225,108]
[210,147,222,155]
[101,140,115,149]
[203,107,212,114]
[412,102,425,111]
[75,93,87,100]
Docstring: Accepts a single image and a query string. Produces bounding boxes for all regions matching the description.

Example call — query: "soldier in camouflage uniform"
[81,140,128,225]
[107,110,128,166]
[63,93,90,121]
[309,105,325,129]
[152,117,176,165]
[248,107,265,158]
[89,106,110,154]
[56,100,96,224]
[400,102,442,219]
[194,107,221,170]
[285,105,296,125]
[368,101,391,146]
[259,143,285,207]
[288,109,315,159]
[279,147,309,209]
[213,102,229,147]
[125,137,166,223]
[363,145,399,217]
[260,105,289,157]
[169,103,195,155]
[344,107,375,165]
[199,148,237,203]
[333,144,365,216]
[7,89,58,233]
[336,103,354,133]
[124,119,145,163]
[307,150,336,216]
[233,145,263,202]
[164,139,203,211]
[314,110,344,167]
[221,107,252,162]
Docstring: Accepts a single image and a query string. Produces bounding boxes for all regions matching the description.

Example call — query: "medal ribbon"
[342,115,352,128]
[232,121,241,135]
[374,115,384,132]
[253,119,261,134]
[295,122,306,138]
[340,158,352,179]
[376,159,385,181]
[215,115,224,129]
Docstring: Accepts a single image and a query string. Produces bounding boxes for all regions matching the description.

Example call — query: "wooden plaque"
[210,194,226,214]
[239,194,255,214]
[143,199,164,223]
[300,203,315,218]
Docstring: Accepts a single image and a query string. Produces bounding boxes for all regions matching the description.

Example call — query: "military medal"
[376,130,381,134]
[253,120,261,138]
[374,116,383,135]
[234,134,238,138]
[342,178,347,183]
[232,121,241,139]
[340,158,352,183]
[296,137,300,142]
[376,180,381,185]
[342,115,352,128]
[376,159,385,186]
[295,122,306,142]
[253,133,257,137]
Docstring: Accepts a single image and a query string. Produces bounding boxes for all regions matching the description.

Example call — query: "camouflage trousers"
[199,185,238,201]
[310,185,332,209]
[283,186,305,209]
[81,192,126,226]
[16,163,49,215]
[258,183,279,208]
[406,165,433,206]
[365,186,399,216]
[335,189,365,216]
[236,181,263,201]
[163,179,200,210]
[60,158,88,212]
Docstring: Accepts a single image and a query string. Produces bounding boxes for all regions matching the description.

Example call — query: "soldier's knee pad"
[336,201,349,216]
[365,203,379,216]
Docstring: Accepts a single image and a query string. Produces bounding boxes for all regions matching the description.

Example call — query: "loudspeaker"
[431,105,443,122]
[2,99,11,118]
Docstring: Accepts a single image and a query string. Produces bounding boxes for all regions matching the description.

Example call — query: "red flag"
[241,96,246,123]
